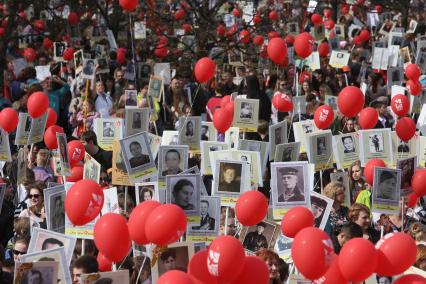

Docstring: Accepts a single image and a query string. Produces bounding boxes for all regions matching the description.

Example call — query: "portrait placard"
[94,118,124,151]
[240,219,279,254]
[124,89,138,108]
[372,167,401,214]
[310,191,333,230]
[161,130,179,146]
[397,156,417,197]
[0,129,11,161]
[56,133,71,176]
[334,24,345,40]
[238,139,270,173]
[135,182,159,204]
[73,49,84,73]
[358,128,393,166]
[101,187,120,215]
[148,132,162,159]
[212,160,248,201]
[166,174,201,216]
[306,130,333,171]
[187,196,220,240]
[292,95,308,114]
[125,108,150,137]
[43,185,66,234]
[158,145,189,184]
[81,58,96,80]
[274,142,301,162]
[330,172,351,208]
[179,166,208,196]
[134,21,146,39]
[53,42,67,61]
[333,133,360,169]
[293,120,318,153]
[147,75,164,102]
[14,261,59,284]
[269,121,288,161]
[201,121,218,142]
[15,113,32,145]
[111,141,133,186]
[200,141,229,175]
[83,153,101,184]
[80,270,130,284]
[275,233,293,258]
[224,127,240,149]
[391,131,418,165]
[329,51,350,69]
[233,98,259,132]
[178,116,202,151]
[97,57,110,74]
[28,113,48,145]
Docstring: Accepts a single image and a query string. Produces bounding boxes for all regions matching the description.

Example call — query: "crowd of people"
[0,0,426,283]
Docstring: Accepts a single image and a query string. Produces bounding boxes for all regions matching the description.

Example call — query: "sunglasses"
[28,194,40,199]
[13,249,27,255]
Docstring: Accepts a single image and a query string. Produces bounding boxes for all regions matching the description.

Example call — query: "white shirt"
[95,92,113,118]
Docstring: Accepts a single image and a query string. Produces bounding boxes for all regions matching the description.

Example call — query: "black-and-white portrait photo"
[375,170,398,201]
[82,59,96,79]
[167,174,200,214]
[276,166,305,203]
[217,162,243,194]
[369,134,384,153]
[125,90,137,107]
[132,112,142,129]
[97,58,109,74]
[397,140,410,153]
[240,102,253,119]
[49,194,65,232]
[136,183,156,204]
[316,136,326,155]
[397,157,416,192]
[274,127,282,145]
[342,136,356,153]
[191,197,219,232]
[302,124,313,134]
[241,220,278,253]
[185,120,195,137]
[127,140,151,169]
[201,125,209,141]
[159,146,188,178]
[54,42,66,59]
[103,121,115,138]
[84,157,100,182]
[310,194,330,228]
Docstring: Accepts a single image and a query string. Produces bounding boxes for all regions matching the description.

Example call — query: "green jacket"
[355,189,371,210]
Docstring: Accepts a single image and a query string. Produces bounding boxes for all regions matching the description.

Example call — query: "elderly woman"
[348,203,380,244]
[324,181,349,235]
[256,249,288,284]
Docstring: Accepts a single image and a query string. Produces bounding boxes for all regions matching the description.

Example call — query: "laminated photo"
[269,121,288,161]
[372,167,401,214]
[358,128,393,166]
[333,133,360,170]
[178,116,201,151]
[233,98,259,132]
[305,130,333,171]
[200,141,229,175]
[274,142,301,163]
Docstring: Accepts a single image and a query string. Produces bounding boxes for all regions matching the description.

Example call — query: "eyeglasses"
[28,194,40,199]
[13,249,27,255]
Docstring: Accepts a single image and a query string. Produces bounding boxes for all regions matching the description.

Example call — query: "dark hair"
[140,187,153,200]
[14,235,31,246]
[200,200,209,206]
[160,249,176,261]
[165,149,181,160]
[73,255,99,274]
[41,238,64,250]
[379,171,396,184]
[81,131,98,146]
[26,269,43,282]
[311,196,328,226]
[172,179,194,196]
[214,82,226,95]
[95,278,113,284]
[339,222,363,239]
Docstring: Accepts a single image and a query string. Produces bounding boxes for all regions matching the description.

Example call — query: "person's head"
[222,72,233,84]
[35,149,49,167]
[337,222,363,247]
[96,80,105,94]
[27,183,45,208]
[279,167,298,190]
[378,171,396,199]
[141,187,153,201]
[172,179,194,208]
[256,249,280,282]
[377,276,392,284]
[349,160,362,181]
[348,203,371,230]
[118,192,135,217]
[201,126,208,135]
[223,165,236,184]
[302,81,311,92]
[129,141,142,157]
[324,181,346,204]
[200,200,209,215]
[342,136,355,151]
[13,236,30,262]
[186,121,194,133]
[415,245,426,271]
[80,131,98,155]
[170,77,182,92]
[345,118,355,132]
[26,269,42,284]
[242,102,250,111]
[160,250,176,271]
[72,255,99,284]
[311,196,326,220]
[165,149,181,170]
[256,222,266,234]
[114,69,124,82]
[14,217,30,238]
[41,238,64,250]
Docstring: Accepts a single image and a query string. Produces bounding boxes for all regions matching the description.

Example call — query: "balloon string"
[135,256,148,284]
[117,247,132,270]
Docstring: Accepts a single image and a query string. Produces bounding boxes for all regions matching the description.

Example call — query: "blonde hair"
[415,245,426,268]
[324,181,345,200]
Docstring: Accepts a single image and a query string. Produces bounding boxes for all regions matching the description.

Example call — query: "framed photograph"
[408,20,418,34]
[20,247,71,284]
[231,150,263,187]
[101,186,120,215]
[293,120,318,153]
[274,142,301,162]
[387,67,404,91]
[124,89,138,108]
[219,206,241,236]
[275,233,293,256]
[166,174,201,215]
[125,108,150,137]
[119,131,157,182]
[53,42,67,61]
[238,139,270,173]
[334,24,345,40]
[313,24,325,41]
[151,242,195,283]
[271,162,311,211]
[158,145,189,179]
[134,21,147,39]
[240,219,279,253]
[56,133,71,176]
[179,166,208,196]
[81,59,96,80]
[397,156,417,196]
[111,141,133,186]
[388,32,404,47]
[178,116,201,151]
[329,38,340,51]
[213,160,246,197]
[80,270,130,283]
[73,50,84,74]
[233,98,259,132]
[138,63,152,79]
[14,261,59,284]
[27,227,77,264]
[83,153,101,183]
[15,113,31,145]
[358,129,393,166]
[269,121,288,161]
[392,131,418,163]
[0,129,11,162]
[188,196,220,236]
[330,172,351,207]
[379,20,396,36]
[306,130,333,171]
[43,185,66,233]
[94,118,124,151]
[329,51,350,69]
[287,22,299,36]
[224,127,240,149]
[201,121,218,142]
[28,112,48,145]
[148,132,162,160]
[372,167,401,214]
[310,191,333,230]
[228,49,244,66]
[147,75,164,101]
[333,133,360,170]
[97,57,110,74]
[200,141,229,175]
[135,182,159,204]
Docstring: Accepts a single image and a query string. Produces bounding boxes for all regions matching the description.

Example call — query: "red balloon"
[252,35,264,46]
[116,48,127,65]
[145,204,187,245]
[0,27,5,37]
[407,192,419,208]
[364,158,387,185]
[43,37,53,49]
[314,105,334,129]
[359,30,370,42]
[235,191,268,226]
[68,12,79,26]
[24,48,37,62]
[314,255,348,284]
[34,19,45,31]
[224,101,234,114]
[281,206,314,238]
[66,165,84,182]
[207,236,245,282]
[268,31,280,39]
[232,8,241,17]
[323,8,332,19]
[175,9,185,20]
[324,19,335,30]
[292,227,334,280]
[253,15,261,25]
[407,80,422,96]
[230,256,269,284]
[94,213,131,262]
[67,140,86,166]
[213,108,233,133]
[359,107,378,129]
[412,169,426,197]
[44,125,64,150]
[158,271,194,284]
[188,250,219,284]
[216,25,226,37]
[63,48,75,61]
[272,91,293,112]
[65,179,104,226]
[285,34,294,45]
[267,37,288,65]
[28,91,49,118]
[220,96,231,108]
[375,233,417,276]
[239,30,250,44]
[194,57,216,83]
[318,42,330,57]
[128,201,161,245]
[396,117,416,142]
[392,274,426,284]
[338,238,377,282]
[182,23,192,33]
[0,108,18,133]
[269,10,278,21]
[341,4,349,14]
[97,252,112,272]
[119,0,138,11]
[155,46,168,58]
[294,32,314,58]
[311,13,323,26]
[406,64,421,81]
[337,86,365,117]
[45,108,57,128]
[391,94,410,117]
